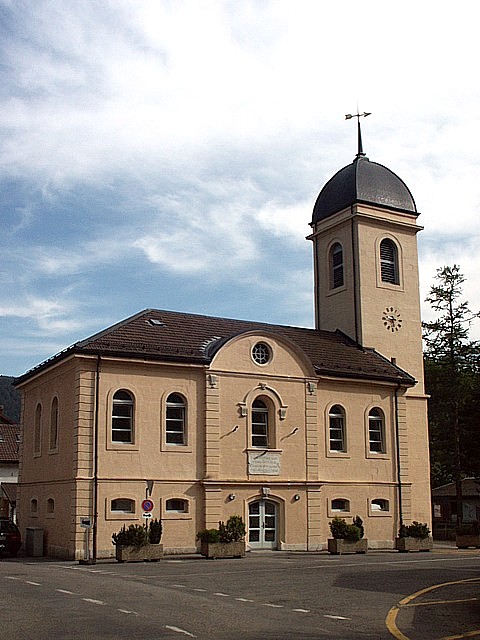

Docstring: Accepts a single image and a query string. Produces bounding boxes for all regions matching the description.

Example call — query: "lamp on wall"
[293,494,301,501]
[228,493,236,501]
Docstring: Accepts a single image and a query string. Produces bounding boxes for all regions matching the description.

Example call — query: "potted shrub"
[113,519,164,562]
[327,516,368,554]
[197,515,246,559]
[395,521,433,552]
[456,521,480,549]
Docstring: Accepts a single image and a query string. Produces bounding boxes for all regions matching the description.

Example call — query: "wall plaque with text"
[248,451,281,475]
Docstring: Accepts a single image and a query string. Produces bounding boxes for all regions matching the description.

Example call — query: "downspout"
[350,207,360,344]
[394,382,404,532]
[92,355,100,563]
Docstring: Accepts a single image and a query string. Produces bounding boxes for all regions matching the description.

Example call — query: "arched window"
[251,398,269,448]
[49,397,59,451]
[371,498,389,512]
[331,498,350,512]
[380,239,399,284]
[330,242,344,289]
[34,403,42,454]
[166,498,188,513]
[368,408,386,453]
[31,498,38,514]
[329,405,346,452]
[112,390,134,443]
[46,498,55,514]
[111,498,135,513]
[166,393,186,445]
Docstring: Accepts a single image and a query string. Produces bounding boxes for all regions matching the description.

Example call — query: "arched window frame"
[328,404,347,454]
[49,396,59,452]
[107,496,137,520]
[111,498,135,513]
[46,497,55,516]
[165,498,188,513]
[329,242,344,290]
[367,407,387,455]
[329,498,351,516]
[379,238,400,285]
[111,390,135,444]
[30,498,38,516]
[250,396,277,449]
[165,393,187,446]
[34,403,42,456]
[370,498,390,515]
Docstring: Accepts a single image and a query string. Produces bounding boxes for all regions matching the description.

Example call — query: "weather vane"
[345,110,371,158]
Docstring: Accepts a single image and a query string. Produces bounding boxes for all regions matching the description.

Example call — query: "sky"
[1,0,480,377]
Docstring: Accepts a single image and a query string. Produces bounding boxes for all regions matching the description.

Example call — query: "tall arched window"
[368,407,386,453]
[380,239,399,284]
[49,397,59,451]
[329,404,346,452]
[251,398,269,448]
[112,390,134,443]
[166,393,186,445]
[34,403,42,454]
[330,242,344,289]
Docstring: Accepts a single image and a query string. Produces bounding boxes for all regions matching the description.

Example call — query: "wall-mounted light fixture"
[293,494,301,501]
[228,493,236,501]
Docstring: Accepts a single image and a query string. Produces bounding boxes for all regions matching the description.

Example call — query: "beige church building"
[15,142,431,559]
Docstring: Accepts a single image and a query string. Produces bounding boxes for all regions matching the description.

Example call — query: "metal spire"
[345,111,371,158]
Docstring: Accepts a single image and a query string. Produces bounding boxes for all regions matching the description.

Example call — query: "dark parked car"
[0,518,21,557]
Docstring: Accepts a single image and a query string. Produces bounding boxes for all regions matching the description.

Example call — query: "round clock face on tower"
[382,307,403,332]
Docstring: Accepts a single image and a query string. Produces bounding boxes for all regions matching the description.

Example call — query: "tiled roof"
[0,422,20,462]
[16,308,416,386]
[432,478,480,497]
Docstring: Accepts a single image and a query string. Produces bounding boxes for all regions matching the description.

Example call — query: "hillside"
[0,376,21,422]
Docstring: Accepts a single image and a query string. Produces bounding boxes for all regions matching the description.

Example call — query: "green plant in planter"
[112,524,149,547]
[399,521,430,539]
[329,516,361,542]
[218,515,246,543]
[196,528,220,543]
[148,518,163,544]
[353,516,364,539]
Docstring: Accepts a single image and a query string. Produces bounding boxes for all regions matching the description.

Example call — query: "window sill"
[107,442,140,451]
[327,450,350,459]
[161,443,193,453]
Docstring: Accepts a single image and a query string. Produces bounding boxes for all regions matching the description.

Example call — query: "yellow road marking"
[385,577,480,640]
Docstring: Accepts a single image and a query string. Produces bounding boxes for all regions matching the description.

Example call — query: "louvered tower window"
[330,243,344,289]
[380,239,399,284]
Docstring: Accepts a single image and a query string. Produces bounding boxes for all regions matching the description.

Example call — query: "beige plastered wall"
[16,328,430,559]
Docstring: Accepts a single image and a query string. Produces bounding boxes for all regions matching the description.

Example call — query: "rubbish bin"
[25,527,44,557]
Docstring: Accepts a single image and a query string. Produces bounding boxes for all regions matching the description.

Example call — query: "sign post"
[79,517,93,564]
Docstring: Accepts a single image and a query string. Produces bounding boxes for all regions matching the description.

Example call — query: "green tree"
[423,265,480,525]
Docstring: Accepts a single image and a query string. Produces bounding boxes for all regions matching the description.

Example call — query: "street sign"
[142,512,152,519]
[80,517,92,529]
[141,499,154,512]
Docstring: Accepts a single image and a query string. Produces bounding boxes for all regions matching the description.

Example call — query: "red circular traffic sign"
[141,499,154,512]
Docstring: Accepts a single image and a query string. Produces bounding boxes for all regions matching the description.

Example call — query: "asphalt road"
[2,547,480,639]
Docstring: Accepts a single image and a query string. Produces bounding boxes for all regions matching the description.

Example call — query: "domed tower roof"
[312,155,417,224]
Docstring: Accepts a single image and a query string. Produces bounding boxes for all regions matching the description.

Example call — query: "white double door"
[248,499,278,549]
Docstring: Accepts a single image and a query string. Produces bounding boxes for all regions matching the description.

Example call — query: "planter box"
[200,541,245,559]
[395,537,433,552]
[456,534,480,549]
[115,543,164,563]
[327,538,368,555]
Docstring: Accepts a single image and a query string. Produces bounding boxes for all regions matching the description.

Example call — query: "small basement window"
[371,499,389,512]
[165,498,188,513]
[111,498,135,513]
[331,498,350,512]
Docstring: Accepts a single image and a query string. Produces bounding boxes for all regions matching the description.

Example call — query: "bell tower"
[308,120,425,392]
